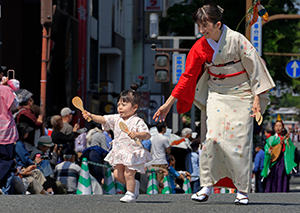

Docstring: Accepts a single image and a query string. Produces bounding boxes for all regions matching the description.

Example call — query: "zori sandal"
[191,193,209,202]
[234,197,249,205]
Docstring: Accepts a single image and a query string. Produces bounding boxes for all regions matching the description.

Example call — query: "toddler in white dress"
[83,84,152,202]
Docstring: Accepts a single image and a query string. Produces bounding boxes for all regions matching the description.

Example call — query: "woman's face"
[198,21,221,41]
[274,122,283,134]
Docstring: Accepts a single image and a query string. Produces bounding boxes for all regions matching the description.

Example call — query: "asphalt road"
[1,175,300,213]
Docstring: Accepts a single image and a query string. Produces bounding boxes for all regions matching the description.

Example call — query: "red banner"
[77,0,87,102]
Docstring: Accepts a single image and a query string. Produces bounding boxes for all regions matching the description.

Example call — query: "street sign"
[251,16,262,56]
[144,0,162,11]
[286,60,300,78]
[172,53,186,84]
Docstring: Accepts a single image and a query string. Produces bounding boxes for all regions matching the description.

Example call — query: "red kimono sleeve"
[171,37,213,114]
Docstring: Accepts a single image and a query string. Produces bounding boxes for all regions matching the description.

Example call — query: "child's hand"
[82,110,91,120]
[128,131,137,139]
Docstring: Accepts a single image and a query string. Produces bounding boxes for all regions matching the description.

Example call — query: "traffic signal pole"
[157,36,196,133]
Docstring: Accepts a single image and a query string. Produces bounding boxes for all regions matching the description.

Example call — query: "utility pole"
[40,0,53,119]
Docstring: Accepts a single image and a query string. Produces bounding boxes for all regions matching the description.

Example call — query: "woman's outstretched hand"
[153,104,171,122]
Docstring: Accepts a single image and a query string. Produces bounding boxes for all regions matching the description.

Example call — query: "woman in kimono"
[261,117,297,193]
[153,4,275,205]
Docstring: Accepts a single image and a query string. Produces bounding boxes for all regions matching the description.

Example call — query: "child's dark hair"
[118,83,140,106]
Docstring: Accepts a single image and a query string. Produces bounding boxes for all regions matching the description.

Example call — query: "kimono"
[261,133,297,192]
[172,25,275,192]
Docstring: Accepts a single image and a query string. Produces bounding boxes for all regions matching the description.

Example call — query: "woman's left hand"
[251,95,261,117]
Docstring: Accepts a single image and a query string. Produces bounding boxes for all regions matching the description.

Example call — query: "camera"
[151,43,156,51]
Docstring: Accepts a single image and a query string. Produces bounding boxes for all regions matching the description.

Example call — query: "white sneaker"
[191,186,212,202]
[120,191,136,203]
[134,180,140,199]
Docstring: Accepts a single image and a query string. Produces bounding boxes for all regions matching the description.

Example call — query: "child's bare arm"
[128,132,150,141]
[83,110,106,124]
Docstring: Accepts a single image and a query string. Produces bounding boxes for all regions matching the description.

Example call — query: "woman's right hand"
[153,103,171,122]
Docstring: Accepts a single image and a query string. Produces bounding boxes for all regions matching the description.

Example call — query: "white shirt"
[150,133,170,165]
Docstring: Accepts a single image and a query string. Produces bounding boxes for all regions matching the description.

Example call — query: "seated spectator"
[30,136,59,171]
[15,89,43,147]
[60,107,75,135]
[86,123,108,150]
[15,123,54,194]
[50,115,79,149]
[54,148,81,194]
[14,164,49,195]
[30,136,56,180]
[15,123,35,168]
[81,124,108,185]
[31,104,45,147]
[167,154,190,194]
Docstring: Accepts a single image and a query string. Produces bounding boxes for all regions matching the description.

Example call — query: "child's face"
[117,99,138,121]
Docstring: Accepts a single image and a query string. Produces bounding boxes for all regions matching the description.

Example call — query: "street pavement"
[1,174,300,213]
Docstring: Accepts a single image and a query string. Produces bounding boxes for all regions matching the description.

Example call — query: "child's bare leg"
[124,167,136,193]
[114,164,126,185]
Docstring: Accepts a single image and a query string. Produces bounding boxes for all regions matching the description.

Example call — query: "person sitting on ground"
[60,107,75,135]
[54,148,81,194]
[167,154,191,194]
[31,104,46,147]
[50,115,79,154]
[30,136,58,175]
[13,164,49,195]
[15,89,43,147]
[15,123,35,168]
[15,123,54,194]
[81,123,108,185]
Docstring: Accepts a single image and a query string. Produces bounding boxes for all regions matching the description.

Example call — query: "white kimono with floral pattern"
[194,26,275,192]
